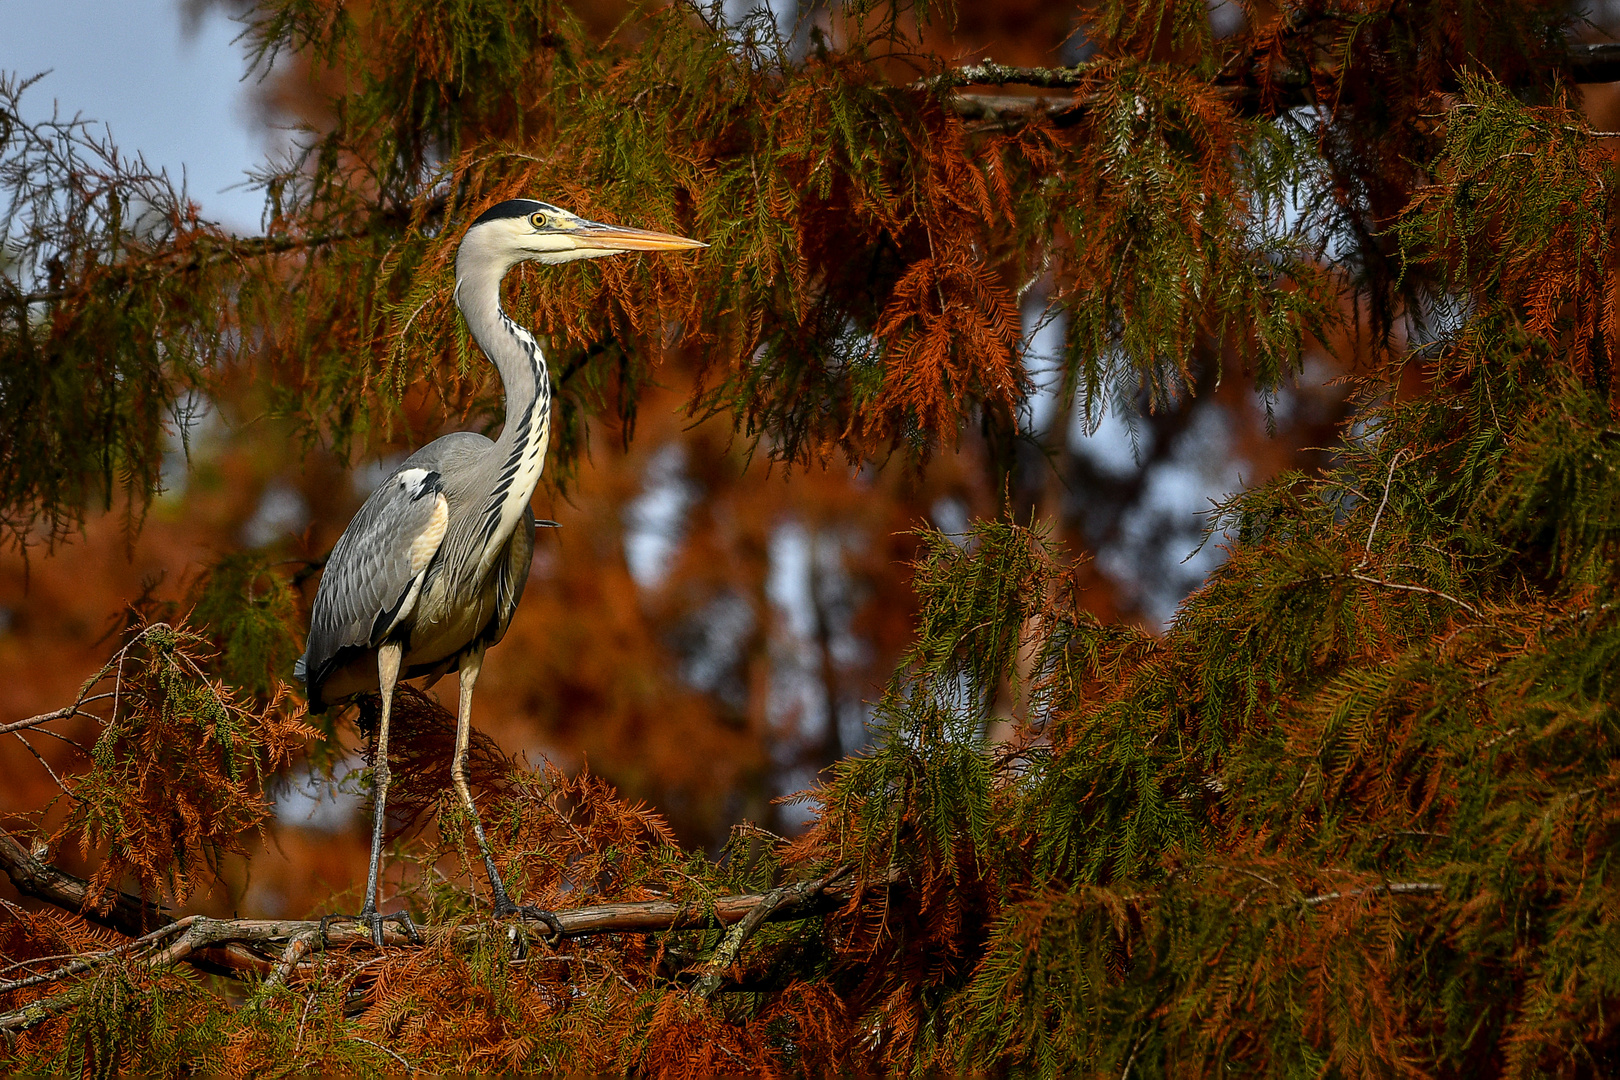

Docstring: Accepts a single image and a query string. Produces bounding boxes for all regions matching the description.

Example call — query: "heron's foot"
[491,898,564,942]
[320,906,422,949]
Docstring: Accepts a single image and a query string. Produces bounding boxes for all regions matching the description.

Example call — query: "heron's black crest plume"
[472,198,562,226]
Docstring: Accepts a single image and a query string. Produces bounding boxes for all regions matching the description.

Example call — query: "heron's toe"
[493,899,564,941]
[388,909,424,945]
[364,910,422,948]
[322,907,420,949]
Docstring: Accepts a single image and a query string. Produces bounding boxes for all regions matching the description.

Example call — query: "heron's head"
[460,198,706,271]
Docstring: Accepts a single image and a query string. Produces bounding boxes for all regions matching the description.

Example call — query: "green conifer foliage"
[793,79,1620,1075]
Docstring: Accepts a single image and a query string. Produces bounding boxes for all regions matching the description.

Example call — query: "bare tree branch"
[936,43,1620,94]
[0,827,170,937]
[0,695,113,737]
[0,983,87,1033]
[350,1036,415,1073]
[0,917,197,995]
[1570,42,1620,83]
[937,41,1620,128]
[0,822,898,1031]
[924,60,1097,91]
[2,220,416,309]
[0,887,882,1031]
[251,930,319,1005]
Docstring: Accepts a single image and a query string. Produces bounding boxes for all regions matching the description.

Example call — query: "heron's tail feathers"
[293,652,331,713]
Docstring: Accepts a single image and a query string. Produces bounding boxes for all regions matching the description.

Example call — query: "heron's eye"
[529,211,550,230]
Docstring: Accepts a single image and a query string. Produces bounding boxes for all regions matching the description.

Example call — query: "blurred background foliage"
[0,0,1399,862]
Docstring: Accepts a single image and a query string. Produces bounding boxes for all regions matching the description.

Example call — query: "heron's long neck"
[455,258,552,571]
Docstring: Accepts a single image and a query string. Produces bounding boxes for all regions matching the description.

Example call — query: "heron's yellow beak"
[572,222,707,253]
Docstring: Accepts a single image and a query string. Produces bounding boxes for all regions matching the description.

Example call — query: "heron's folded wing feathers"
[303,468,448,684]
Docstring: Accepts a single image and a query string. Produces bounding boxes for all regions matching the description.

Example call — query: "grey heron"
[295,199,705,945]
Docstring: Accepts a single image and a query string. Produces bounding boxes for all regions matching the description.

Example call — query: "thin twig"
[31,726,90,754]
[351,1036,414,1073]
[1360,450,1406,562]
[1227,867,1281,890]
[12,732,72,797]
[1120,1031,1148,1080]
[1347,572,1483,618]
[1301,881,1442,905]
[0,949,96,980]
[5,224,411,310]
[293,988,319,1055]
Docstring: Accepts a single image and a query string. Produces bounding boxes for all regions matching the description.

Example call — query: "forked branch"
[692,865,851,999]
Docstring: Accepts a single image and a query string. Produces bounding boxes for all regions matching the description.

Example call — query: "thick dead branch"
[950,93,1091,127]
[0,829,266,982]
[1571,42,1620,83]
[0,823,884,950]
[928,60,1097,90]
[938,41,1620,127]
[0,825,898,1031]
[0,828,168,937]
[937,44,1620,93]
[0,891,869,1031]
[0,983,87,1034]
[252,930,319,1004]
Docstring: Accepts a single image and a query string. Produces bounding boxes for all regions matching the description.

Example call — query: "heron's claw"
[384,908,424,946]
[320,906,422,949]
[492,899,564,943]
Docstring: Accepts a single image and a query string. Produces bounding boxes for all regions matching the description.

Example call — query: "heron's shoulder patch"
[396,468,442,501]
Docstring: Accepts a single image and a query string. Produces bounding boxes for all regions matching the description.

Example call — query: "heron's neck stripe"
[465,301,553,558]
[477,378,548,549]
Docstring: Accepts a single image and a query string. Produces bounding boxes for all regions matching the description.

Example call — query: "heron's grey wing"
[299,466,450,702]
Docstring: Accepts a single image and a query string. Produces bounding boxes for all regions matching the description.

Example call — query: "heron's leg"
[453,647,563,940]
[357,642,420,948]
